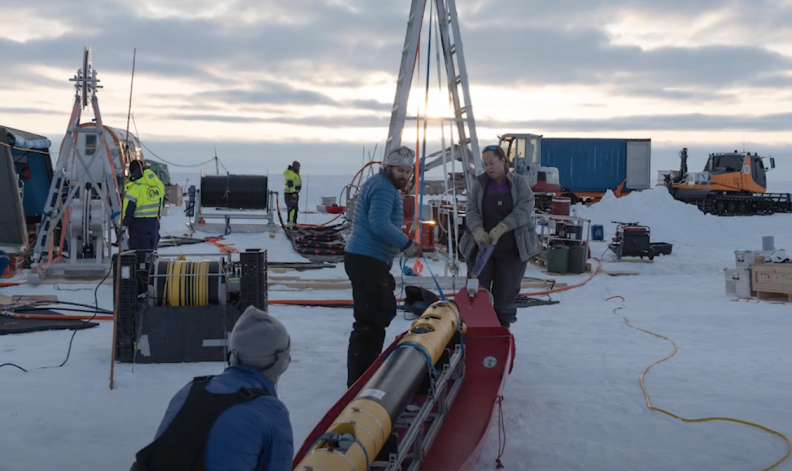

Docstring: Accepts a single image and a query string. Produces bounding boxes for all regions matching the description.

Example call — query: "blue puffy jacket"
[153,366,293,471]
[345,168,409,263]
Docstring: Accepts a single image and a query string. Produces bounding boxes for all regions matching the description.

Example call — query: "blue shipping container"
[540,138,629,193]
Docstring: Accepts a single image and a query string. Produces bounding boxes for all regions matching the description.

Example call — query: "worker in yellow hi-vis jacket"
[283,161,301,229]
[122,160,164,250]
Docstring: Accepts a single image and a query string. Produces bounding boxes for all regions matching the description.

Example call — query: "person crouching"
[129,306,294,471]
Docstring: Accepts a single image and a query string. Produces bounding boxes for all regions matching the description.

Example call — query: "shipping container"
[540,138,651,194]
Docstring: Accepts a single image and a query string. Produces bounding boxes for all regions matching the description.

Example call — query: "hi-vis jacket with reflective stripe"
[122,169,165,226]
[283,167,301,194]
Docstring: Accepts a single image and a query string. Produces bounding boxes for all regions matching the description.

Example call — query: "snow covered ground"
[1,173,791,471]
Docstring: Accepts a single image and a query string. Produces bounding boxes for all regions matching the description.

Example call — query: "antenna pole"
[111,47,137,390]
[123,48,137,166]
[215,147,219,175]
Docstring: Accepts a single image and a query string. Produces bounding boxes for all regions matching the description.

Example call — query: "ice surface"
[1,173,791,471]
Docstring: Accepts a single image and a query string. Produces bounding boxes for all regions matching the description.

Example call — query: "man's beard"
[387,171,409,189]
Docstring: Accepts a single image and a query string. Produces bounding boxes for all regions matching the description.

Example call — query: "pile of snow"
[572,187,792,275]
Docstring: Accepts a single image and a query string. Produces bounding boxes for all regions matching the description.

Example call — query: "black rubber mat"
[0,310,99,335]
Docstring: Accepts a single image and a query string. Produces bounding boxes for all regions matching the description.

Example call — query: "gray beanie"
[228,306,291,379]
[384,146,415,167]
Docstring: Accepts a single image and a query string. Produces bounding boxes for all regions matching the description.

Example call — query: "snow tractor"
[658,148,792,216]
[497,133,561,211]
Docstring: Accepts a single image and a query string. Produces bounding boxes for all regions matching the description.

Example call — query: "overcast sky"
[1,0,790,179]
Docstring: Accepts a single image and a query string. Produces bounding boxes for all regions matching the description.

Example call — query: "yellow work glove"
[472,226,491,248]
[489,222,509,245]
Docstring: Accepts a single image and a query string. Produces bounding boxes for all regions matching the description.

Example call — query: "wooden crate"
[165,184,183,207]
[752,263,792,301]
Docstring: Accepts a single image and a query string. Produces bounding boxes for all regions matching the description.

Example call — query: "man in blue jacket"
[130,306,293,471]
[343,146,423,387]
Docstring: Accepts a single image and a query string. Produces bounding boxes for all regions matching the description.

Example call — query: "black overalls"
[473,183,527,328]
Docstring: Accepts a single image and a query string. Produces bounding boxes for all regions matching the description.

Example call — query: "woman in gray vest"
[459,145,541,328]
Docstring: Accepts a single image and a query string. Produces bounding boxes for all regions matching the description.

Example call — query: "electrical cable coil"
[274,195,346,257]
[200,174,269,210]
[152,259,226,307]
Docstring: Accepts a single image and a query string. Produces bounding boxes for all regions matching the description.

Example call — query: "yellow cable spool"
[157,257,221,307]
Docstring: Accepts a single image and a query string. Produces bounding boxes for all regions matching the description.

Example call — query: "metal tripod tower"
[29,47,124,283]
[384,0,482,191]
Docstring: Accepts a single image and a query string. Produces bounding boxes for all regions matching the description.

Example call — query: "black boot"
[347,323,386,388]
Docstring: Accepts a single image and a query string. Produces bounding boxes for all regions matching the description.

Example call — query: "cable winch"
[151,259,226,307]
[112,248,269,364]
[184,173,279,234]
[200,174,270,210]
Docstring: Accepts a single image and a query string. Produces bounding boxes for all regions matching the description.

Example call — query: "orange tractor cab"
[658,148,792,216]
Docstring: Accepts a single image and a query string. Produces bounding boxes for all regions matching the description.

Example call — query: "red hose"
[6,313,114,321]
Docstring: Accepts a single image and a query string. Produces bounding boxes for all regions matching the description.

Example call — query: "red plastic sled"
[316,204,346,214]
[293,287,515,470]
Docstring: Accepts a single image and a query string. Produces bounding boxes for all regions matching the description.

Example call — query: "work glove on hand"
[471,227,491,248]
[402,240,423,258]
[489,222,509,245]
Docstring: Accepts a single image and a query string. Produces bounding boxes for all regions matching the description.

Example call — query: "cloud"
[486,111,792,132]
[0,107,54,115]
[163,113,388,128]
[463,25,792,92]
[183,82,390,110]
[0,0,790,160]
[2,0,788,93]
[193,82,337,107]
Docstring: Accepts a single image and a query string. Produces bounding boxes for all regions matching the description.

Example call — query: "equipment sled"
[293,287,515,471]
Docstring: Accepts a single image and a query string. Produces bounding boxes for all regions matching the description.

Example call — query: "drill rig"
[28,47,141,283]
[659,148,792,216]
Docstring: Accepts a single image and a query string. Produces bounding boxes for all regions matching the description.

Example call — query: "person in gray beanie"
[130,306,294,471]
[343,145,423,388]
[228,305,291,382]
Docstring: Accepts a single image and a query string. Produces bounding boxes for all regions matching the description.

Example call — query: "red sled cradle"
[292,287,516,471]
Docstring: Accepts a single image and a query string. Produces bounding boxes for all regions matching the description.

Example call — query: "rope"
[203,236,240,254]
[495,394,506,468]
[420,255,445,300]
[605,296,792,471]
[0,141,51,155]
[382,341,438,396]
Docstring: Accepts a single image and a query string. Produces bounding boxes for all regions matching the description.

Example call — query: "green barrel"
[546,245,569,273]
[567,245,588,274]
